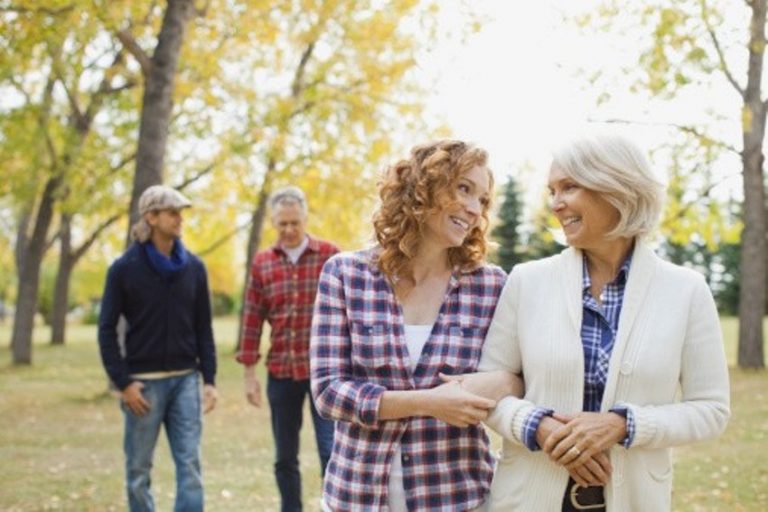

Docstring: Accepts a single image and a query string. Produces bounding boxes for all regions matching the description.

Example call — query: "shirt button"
[402,454,410,462]
[293,274,298,279]
[619,361,632,375]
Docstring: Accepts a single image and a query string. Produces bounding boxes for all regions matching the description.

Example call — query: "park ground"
[0,317,766,511]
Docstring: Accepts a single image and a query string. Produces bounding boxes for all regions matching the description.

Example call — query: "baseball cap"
[138,185,192,215]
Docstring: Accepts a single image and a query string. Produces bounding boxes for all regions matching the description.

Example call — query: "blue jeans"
[267,376,334,512]
[122,372,203,512]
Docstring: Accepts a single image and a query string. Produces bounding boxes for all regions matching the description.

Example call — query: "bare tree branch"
[39,73,59,168]
[7,75,33,104]
[72,212,123,261]
[84,50,137,125]
[110,151,138,176]
[700,0,745,98]
[116,29,152,76]
[0,5,74,15]
[45,227,61,252]
[197,219,253,257]
[663,167,738,224]
[591,117,741,155]
[291,41,316,98]
[52,66,88,133]
[288,101,316,119]
[173,162,218,191]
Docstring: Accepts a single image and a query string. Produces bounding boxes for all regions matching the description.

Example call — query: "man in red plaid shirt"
[237,186,338,512]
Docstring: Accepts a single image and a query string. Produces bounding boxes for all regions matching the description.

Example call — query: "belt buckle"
[569,483,606,511]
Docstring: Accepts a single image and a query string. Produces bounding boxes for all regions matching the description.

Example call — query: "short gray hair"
[552,133,666,239]
[269,186,307,216]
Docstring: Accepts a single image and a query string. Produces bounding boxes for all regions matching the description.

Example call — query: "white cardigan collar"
[557,241,660,408]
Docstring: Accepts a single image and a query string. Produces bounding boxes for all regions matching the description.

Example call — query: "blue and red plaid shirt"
[310,249,506,511]
[522,255,636,449]
[237,236,338,380]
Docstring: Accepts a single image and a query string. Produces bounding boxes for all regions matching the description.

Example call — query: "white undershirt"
[320,324,433,512]
[387,324,433,512]
[282,236,308,264]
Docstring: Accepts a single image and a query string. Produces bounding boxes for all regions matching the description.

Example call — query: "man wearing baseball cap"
[98,184,218,512]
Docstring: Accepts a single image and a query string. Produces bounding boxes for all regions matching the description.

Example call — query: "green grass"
[0,317,766,511]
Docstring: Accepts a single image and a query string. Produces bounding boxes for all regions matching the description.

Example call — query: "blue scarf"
[143,239,190,279]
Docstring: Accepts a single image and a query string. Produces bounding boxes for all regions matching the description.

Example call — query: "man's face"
[272,202,307,249]
[146,208,184,240]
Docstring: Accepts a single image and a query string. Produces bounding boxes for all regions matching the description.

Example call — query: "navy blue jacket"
[97,242,217,390]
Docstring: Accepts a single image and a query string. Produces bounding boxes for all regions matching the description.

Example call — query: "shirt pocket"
[349,321,398,380]
[435,324,484,375]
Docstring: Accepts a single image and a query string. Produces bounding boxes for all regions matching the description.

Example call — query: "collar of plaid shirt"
[580,254,632,412]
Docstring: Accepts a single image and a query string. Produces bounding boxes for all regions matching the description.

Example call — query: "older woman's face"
[547,163,620,250]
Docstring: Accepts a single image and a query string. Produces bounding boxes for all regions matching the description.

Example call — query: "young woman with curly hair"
[310,139,523,512]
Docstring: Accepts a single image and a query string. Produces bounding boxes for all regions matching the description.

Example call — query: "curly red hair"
[372,139,494,283]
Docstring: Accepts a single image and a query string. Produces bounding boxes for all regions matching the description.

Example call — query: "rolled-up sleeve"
[310,257,386,427]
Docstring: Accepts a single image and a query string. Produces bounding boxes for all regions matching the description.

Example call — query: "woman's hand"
[439,371,524,402]
[542,411,626,482]
[423,380,497,427]
[537,415,613,486]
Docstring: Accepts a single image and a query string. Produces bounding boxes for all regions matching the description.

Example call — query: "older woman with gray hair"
[477,134,730,511]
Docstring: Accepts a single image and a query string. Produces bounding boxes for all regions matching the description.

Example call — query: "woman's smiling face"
[422,165,491,250]
[547,163,620,250]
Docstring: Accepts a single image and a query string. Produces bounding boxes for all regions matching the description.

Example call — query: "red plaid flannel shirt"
[237,236,338,380]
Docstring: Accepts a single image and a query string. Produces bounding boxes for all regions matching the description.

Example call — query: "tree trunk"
[51,214,73,345]
[126,0,195,243]
[235,184,272,351]
[11,176,60,364]
[737,0,767,369]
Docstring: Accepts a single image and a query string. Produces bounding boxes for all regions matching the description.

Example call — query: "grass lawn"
[0,316,766,511]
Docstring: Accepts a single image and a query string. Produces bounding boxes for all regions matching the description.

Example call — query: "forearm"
[377,389,431,420]
[455,370,524,402]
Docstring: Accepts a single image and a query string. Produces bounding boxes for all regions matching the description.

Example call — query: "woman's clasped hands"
[538,411,628,487]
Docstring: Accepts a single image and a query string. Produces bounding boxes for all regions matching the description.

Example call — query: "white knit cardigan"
[479,243,731,511]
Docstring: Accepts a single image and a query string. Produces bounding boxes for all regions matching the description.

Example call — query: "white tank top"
[321,324,433,512]
[387,324,433,512]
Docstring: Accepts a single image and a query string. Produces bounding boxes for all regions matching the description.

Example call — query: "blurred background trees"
[1,0,764,369]
[568,0,765,368]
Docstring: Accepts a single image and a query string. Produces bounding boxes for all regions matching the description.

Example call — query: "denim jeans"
[267,375,334,512]
[122,372,203,512]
